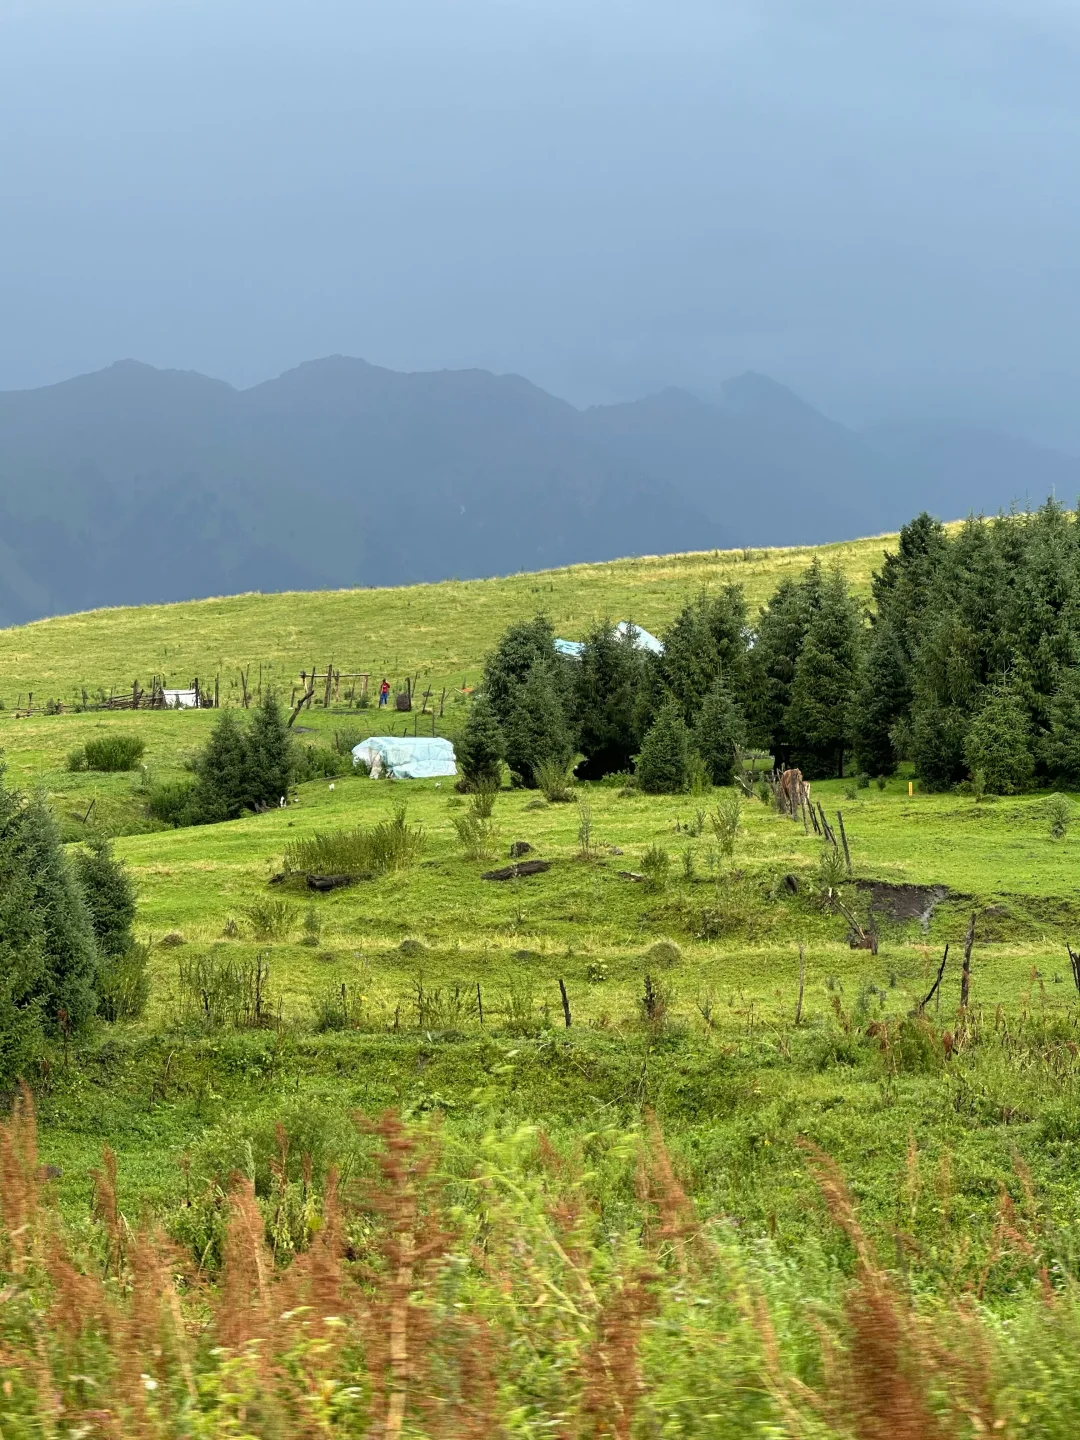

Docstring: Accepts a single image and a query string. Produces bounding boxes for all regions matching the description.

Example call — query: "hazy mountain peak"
[720,370,824,423]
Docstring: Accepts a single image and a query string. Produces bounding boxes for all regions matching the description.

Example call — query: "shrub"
[175,951,275,1028]
[146,777,203,827]
[331,725,367,756]
[641,843,670,891]
[1048,793,1073,841]
[242,899,294,941]
[79,734,146,772]
[66,747,88,772]
[710,791,742,866]
[694,681,746,786]
[312,981,363,1032]
[451,813,498,861]
[503,666,573,788]
[636,701,691,794]
[72,836,135,958]
[964,682,1034,795]
[534,756,576,802]
[283,804,424,877]
[293,745,353,781]
[469,778,499,819]
[96,942,151,1022]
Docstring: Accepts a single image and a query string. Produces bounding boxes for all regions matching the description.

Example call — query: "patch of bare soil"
[856,880,949,927]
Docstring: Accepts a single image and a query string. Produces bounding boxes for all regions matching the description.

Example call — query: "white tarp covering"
[162,688,199,709]
[555,623,664,660]
[352,735,457,779]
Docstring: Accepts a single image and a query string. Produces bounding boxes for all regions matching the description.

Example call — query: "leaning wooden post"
[476,982,484,1026]
[960,913,976,1011]
[917,944,949,1014]
[1068,944,1080,1001]
[559,978,572,1029]
[837,811,853,875]
[795,944,806,1026]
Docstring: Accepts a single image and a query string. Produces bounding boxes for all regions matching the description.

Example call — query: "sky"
[2,0,1080,447]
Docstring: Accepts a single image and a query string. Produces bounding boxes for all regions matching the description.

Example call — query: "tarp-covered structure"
[555,622,664,660]
[351,735,457,779]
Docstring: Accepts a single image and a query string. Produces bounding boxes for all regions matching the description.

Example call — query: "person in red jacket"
[379,678,391,707]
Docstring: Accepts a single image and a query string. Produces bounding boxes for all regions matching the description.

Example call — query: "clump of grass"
[283,803,425,877]
[175,951,275,1028]
[577,797,595,859]
[710,791,742,866]
[97,942,151,1022]
[534,756,576,803]
[640,843,670,891]
[469,778,499,819]
[242,898,294,941]
[451,812,498,861]
[68,733,146,772]
[646,939,682,969]
[312,980,364,1032]
[300,907,323,947]
[331,724,367,756]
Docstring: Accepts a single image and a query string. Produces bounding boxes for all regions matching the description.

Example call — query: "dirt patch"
[856,880,949,928]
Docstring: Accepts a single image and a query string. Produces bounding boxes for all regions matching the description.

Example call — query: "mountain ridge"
[1,356,1076,628]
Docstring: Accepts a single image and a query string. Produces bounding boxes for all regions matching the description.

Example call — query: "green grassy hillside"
[0,534,892,701]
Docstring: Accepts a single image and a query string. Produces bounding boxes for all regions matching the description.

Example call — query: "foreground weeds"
[0,1089,1078,1436]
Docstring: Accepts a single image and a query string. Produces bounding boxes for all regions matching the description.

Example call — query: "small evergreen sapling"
[694,680,746,786]
[457,691,505,789]
[635,701,691,794]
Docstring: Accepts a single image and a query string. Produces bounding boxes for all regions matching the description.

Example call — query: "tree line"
[458,500,1080,796]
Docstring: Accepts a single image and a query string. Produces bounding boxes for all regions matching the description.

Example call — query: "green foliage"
[533,755,576,802]
[504,666,573,789]
[96,941,150,1022]
[752,562,825,760]
[636,700,691,794]
[72,835,136,958]
[482,613,562,727]
[964,681,1034,795]
[911,700,969,791]
[784,568,863,779]
[710,790,742,866]
[694,679,746,786]
[243,690,294,809]
[1047,793,1073,841]
[451,812,498,860]
[0,764,46,1081]
[192,708,249,822]
[241,899,294,941]
[1040,667,1080,785]
[175,951,275,1029]
[330,725,367,756]
[81,733,146,772]
[640,842,670,890]
[573,620,643,778]
[10,791,98,1033]
[851,616,907,775]
[456,690,505,789]
[146,776,203,827]
[282,804,425,877]
[292,744,353,781]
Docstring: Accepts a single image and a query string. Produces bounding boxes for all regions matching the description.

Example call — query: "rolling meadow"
[3,529,1080,1436]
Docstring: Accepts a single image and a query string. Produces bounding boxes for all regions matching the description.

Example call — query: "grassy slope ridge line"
[0,533,893,697]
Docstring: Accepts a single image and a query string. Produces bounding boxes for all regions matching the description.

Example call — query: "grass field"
[0,533,893,701]
[4,532,1080,1432]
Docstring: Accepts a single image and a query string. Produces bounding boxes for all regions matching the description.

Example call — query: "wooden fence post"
[559,978,572,1029]
[960,914,976,1010]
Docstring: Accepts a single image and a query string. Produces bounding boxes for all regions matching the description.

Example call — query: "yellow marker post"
[908,781,914,797]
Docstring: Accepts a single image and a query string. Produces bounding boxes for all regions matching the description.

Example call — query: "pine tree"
[851,618,908,776]
[194,709,249,820]
[694,680,746,786]
[13,793,98,1032]
[753,562,825,763]
[503,666,573,787]
[574,620,643,778]
[784,569,863,778]
[636,700,691,794]
[457,691,505,788]
[483,615,560,727]
[0,766,46,1081]
[653,598,722,727]
[911,702,968,791]
[243,691,295,810]
[73,836,136,957]
[1040,667,1080,785]
[964,681,1034,794]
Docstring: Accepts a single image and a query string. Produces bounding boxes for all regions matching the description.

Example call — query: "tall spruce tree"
[194,709,249,820]
[851,618,908,775]
[753,561,825,763]
[73,836,136,958]
[1040,667,1080,786]
[243,691,295,809]
[503,666,573,787]
[13,793,98,1032]
[636,700,691,794]
[483,615,561,727]
[694,680,746,786]
[457,691,505,788]
[784,569,863,778]
[0,766,47,1081]
[964,680,1034,795]
[574,620,643,778]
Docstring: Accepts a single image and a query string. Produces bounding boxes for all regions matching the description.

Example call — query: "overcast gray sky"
[2,0,1079,445]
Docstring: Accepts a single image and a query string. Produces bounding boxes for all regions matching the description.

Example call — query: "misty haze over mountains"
[1,356,1077,629]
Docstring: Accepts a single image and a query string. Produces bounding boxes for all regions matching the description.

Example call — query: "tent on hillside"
[351,735,457,779]
[554,621,664,659]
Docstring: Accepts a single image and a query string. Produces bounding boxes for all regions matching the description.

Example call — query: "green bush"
[146,778,203,827]
[81,734,146,772]
[72,836,135,958]
[963,682,1034,795]
[641,843,670,891]
[636,701,691,794]
[533,756,575,802]
[241,899,294,941]
[293,744,353,781]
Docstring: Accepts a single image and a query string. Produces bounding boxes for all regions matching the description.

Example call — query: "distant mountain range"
[1,356,1077,627]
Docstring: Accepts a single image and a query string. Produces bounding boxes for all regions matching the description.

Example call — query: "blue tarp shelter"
[554,622,664,660]
[351,736,457,779]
